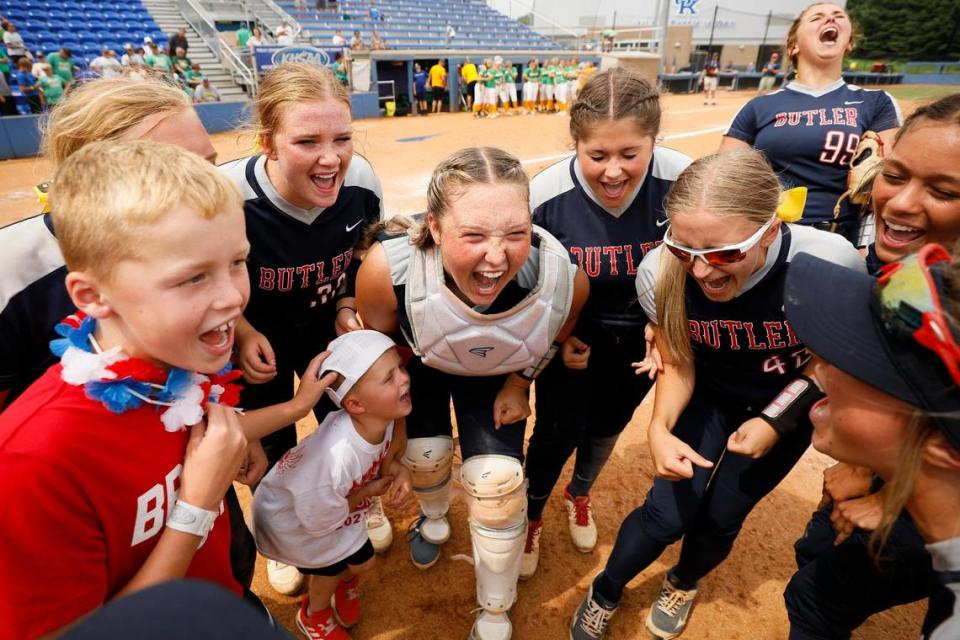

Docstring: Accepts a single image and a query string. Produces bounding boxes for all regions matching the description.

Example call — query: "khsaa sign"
[252,45,337,75]
[272,46,330,66]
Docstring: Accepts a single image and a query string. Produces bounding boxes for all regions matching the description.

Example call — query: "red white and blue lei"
[50,312,242,432]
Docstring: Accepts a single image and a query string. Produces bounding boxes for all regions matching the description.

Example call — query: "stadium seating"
[0,0,165,61]
[289,0,560,50]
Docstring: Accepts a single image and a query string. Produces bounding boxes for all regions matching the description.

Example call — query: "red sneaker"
[296,598,351,640]
[520,518,543,580]
[332,575,361,628]
[563,486,598,552]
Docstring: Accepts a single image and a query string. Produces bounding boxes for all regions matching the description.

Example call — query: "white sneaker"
[519,519,543,580]
[468,610,512,640]
[267,559,304,596]
[366,495,393,553]
[563,487,598,552]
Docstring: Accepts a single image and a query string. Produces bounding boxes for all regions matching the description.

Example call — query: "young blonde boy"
[0,140,251,638]
[253,330,412,640]
[0,139,336,638]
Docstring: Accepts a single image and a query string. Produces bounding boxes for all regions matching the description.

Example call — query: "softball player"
[783,244,960,640]
[565,58,580,106]
[522,59,539,113]
[493,59,508,115]
[785,94,960,639]
[480,60,498,118]
[524,68,690,579]
[473,59,489,117]
[554,57,568,113]
[357,147,589,640]
[218,62,385,596]
[721,2,900,243]
[539,57,555,112]
[569,148,865,640]
[505,62,519,114]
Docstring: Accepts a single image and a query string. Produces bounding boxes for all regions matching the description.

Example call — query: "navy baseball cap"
[784,252,960,451]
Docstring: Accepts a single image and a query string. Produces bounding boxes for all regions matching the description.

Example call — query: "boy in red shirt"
[0,140,330,637]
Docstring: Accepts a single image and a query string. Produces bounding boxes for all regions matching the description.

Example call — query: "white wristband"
[166,499,218,538]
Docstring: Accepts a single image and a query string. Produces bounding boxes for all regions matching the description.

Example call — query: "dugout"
[365,50,602,116]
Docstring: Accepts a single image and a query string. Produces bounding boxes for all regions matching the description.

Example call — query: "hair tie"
[776,186,807,223]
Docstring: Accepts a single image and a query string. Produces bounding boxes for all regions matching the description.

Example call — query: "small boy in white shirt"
[253,330,412,640]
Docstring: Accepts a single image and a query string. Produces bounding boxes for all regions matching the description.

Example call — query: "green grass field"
[884,84,959,101]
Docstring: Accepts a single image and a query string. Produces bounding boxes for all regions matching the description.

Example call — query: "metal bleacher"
[287,0,560,50]
[1,0,167,63]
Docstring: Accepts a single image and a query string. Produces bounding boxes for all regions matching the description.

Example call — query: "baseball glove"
[831,130,885,230]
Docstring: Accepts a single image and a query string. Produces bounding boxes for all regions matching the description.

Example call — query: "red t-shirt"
[0,365,241,638]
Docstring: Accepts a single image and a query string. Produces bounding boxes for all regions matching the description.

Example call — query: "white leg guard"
[462,455,527,640]
[403,436,454,544]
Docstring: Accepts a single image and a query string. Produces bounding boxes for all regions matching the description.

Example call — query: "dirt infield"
[0,89,931,638]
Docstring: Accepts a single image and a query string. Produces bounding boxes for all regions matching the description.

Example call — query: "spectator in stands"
[3,22,26,67]
[369,2,383,21]
[758,51,780,95]
[371,30,386,50]
[39,63,64,108]
[31,52,46,79]
[294,0,307,12]
[152,47,173,77]
[461,57,477,111]
[428,58,446,113]
[168,27,188,57]
[332,28,346,50]
[172,46,192,78]
[193,76,221,103]
[413,62,427,115]
[126,61,148,81]
[275,21,294,45]
[0,44,10,84]
[15,57,43,113]
[332,51,348,87]
[121,44,143,66]
[445,24,456,46]
[185,62,202,90]
[143,42,157,68]
[91,48,122,79]
[47,48,75,88]
[0,71,15,116]
[249,27,266,47]
[350,30,366,51]
[236,23,252,47]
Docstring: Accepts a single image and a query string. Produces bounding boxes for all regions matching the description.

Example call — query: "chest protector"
[404,226,574,376]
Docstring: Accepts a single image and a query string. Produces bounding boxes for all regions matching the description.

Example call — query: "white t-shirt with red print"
[252,409,393,568]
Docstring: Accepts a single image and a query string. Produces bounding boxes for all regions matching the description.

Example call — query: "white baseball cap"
[322,330,397,408]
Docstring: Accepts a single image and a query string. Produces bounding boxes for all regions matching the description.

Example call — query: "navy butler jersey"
[726,80,900,225]
[219,154,383,332]
[637,224,865,410]
[0,214,72,404]
[530,148,691,328]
